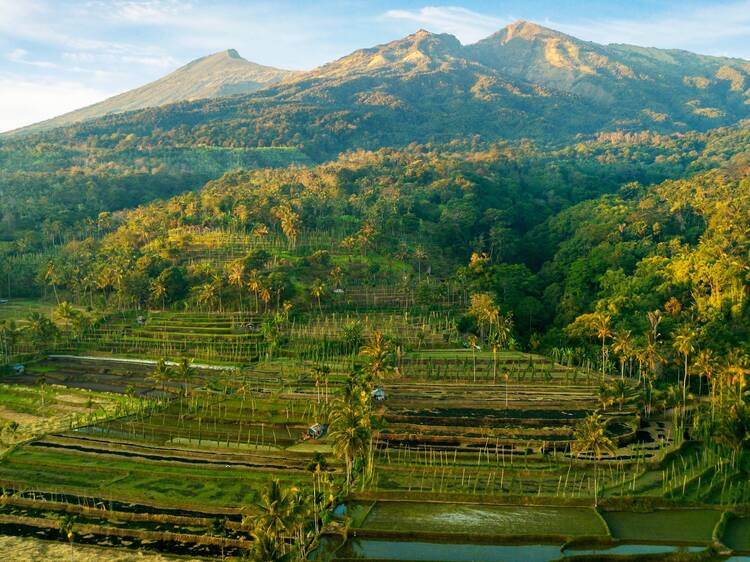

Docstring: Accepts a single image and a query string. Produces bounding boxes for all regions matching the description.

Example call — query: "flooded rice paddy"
[358,502,607,537]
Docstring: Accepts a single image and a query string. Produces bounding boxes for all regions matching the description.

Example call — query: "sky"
[2,0,750,132]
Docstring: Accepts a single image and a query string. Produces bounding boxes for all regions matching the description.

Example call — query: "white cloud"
[0,77,112,133]
[382,6,511,43]
[6,48,58,69]
[7,48,28,62]
[552,0,750,51]
[109,0,193,24]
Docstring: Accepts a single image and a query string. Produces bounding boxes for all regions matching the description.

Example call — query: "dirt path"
[48,355,235,371]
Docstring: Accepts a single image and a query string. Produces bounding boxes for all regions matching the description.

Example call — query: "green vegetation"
[1,18,750,562]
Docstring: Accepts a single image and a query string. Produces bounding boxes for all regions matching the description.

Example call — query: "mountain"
[9,49,298,135]
[4,23,749,160]
[467,20,750,127]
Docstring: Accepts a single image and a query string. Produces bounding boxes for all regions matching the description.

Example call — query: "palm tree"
[329,265,343,290]
[571,413,616,506]
[227,261,246,310]
[611,330,632,381]
[273,204,300,250]
[247,269,261,313]
[591,312,612,377]
[469,292,499,342]
[723,348,749,407]
[148,358,173,392]
[54,301,76,327]
[260,286,271,314]
[310,279,326,313]
[328,401,371,486]
[495,312,514,349]
[673,326,697,409]
[149,278,167,310]
[195,282,218,312]
[342,321,364,353]
[25,312,57,350]
[249,479,298,540]
[360,331,394,383]
[245,479,309,559]
[44,262,61,305]
[175,357,195,397]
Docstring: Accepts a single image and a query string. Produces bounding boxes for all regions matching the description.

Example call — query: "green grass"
[0,299,56,322]
[0,446,309,510]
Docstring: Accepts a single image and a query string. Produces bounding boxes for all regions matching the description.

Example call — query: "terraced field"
[0,337,745,558]
[72,312,265,363]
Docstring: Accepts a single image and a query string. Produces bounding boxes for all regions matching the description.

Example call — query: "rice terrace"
[3,1,750,561]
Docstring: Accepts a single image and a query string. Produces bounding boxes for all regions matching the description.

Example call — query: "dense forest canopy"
[5,124,748,360]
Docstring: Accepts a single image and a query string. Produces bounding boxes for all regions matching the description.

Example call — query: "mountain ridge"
[4,21,749,149]
[7,49,299,136]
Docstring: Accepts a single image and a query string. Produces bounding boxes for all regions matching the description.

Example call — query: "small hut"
[371,387,386,402]
[307,423,328,439]
[12,364,25,374]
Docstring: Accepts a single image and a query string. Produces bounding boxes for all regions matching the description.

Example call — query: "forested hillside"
[8,124,748,357]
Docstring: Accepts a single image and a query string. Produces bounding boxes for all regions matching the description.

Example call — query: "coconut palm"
[227,261,246,310]
[149,278,167,310]
[329,265,343,290]
[328,401,371,486]
[723,348,750,407]
[571,412,616,506]
[468,292,499,342]
[44,262,61,305]
[673,325,697,409]
[495,312,514,349]
[694,349,716,405]
[25,312,58,349]
[249,479,299,540]
[360,331,394,383]
[247,269,262,313]
[273,204,300,250]
[611,330,632,381]
[54,301,76,326]
[591,312,612,376]
[310,279,326,313]
[148,358,173,392]
[175,357,195,397]
[245,479,309,559]
[195,282,218,312]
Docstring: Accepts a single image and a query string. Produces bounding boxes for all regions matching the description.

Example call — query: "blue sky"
[2,0,750,132]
